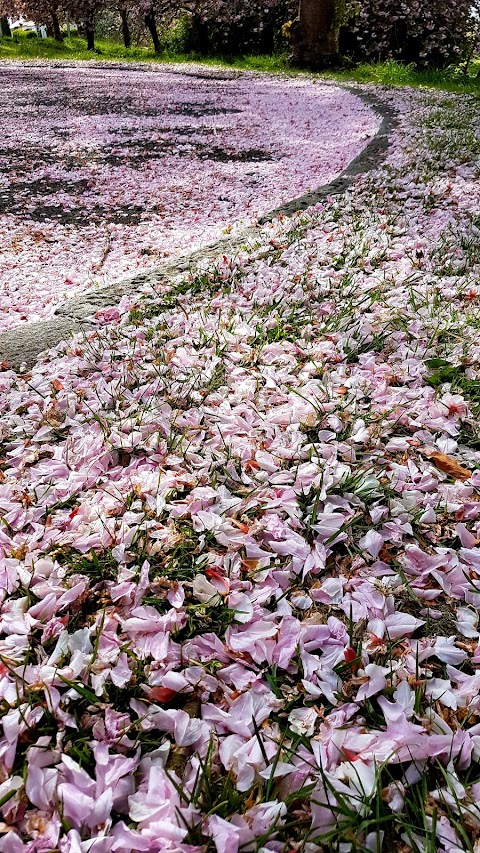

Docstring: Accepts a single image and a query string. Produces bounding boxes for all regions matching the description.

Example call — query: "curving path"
[0,63,381,328]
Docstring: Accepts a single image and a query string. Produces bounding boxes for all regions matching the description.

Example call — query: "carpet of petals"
[0,62,378,333]
[1,78,480,853]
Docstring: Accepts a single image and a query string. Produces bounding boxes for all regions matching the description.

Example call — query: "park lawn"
[2,33,480,95]
[0,34,167,62]
[0,34,293,69]
[0,72,480,851]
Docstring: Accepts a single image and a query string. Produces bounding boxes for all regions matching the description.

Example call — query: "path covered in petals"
[2,74,480,853]
[0,63,379,332]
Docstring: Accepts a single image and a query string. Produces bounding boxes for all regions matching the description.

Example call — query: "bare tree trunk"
[0,18,11,38]
[145,11,161,54]
[120,7,131,48]
[291,0,341,69]
[51,9,63,41]
[85,16,95,50]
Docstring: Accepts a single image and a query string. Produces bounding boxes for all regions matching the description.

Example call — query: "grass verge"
[2,36,480,96]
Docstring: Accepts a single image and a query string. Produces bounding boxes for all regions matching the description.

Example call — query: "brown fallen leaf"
[423,449,472,482]
[241,559,260,572]
[302,612,329,625]
[44,405,65,427]
[231,518,249,533]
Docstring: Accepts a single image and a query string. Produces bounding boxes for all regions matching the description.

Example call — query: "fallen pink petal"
[0,40,479,853]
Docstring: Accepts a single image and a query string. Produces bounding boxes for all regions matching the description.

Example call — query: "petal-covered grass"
[0,63,378,333]
[1,77,480,852]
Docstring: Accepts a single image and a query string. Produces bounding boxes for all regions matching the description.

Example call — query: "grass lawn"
[1,83,480,850]
[2,33,480,95]
[2,44,480,852]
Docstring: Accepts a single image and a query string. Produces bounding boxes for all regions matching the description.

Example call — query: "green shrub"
[13,29,37,40]
[161,15,193,54]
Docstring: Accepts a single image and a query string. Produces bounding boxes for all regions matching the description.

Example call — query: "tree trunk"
[145,11,161,54]
[120,7,131,48]
[291,0,341,69]
[85,17,95,50]
[51,10,63,41]
[0,18,11,38]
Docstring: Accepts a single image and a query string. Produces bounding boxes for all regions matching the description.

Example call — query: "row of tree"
[0,0,295,54]
[0,0,479,70]
[0,1,154,50]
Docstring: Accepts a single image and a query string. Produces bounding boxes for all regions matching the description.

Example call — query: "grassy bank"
[329,58,480,95]
[1,34,480,95]
[0,34,292,70]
